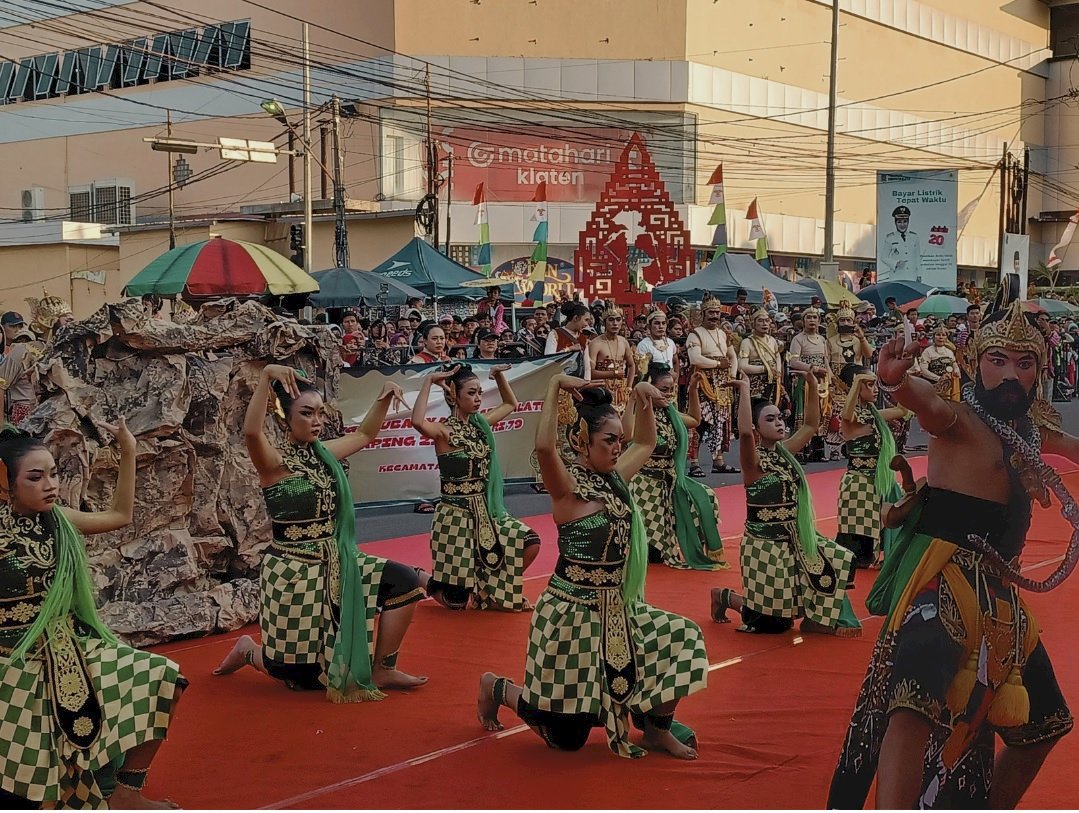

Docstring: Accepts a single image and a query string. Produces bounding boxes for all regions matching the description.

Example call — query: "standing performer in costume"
[215,365,430,696]
[686,294,740,476]
[738,308,783,404]
[412,363,540,611]
[835,364,908,575]
[824,302,874,460]
[711,374,861,637]
[915,326,961,401]
[0,422,186,809]
[626,363,728,571]
[636,310,678,371]
[829,297,1079,809]
[788,307,831,462]
[588,303,636,414]
[477,379,709,760]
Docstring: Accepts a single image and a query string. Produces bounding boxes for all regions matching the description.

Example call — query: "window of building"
[1051,5,1079,58]
[69,180,135,224]
[448,244,478,266]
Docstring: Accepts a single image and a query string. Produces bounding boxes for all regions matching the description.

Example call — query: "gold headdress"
[751,307,771,321]
[701,293,722,312]
[600,301,624,320]
[25,289,72,338]
[802,306,823,320]
[837,299,856,321]
[972,298,1046,369]
[645,309,666,324]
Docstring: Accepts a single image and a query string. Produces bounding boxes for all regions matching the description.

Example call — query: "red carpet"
[143,459,1079,809]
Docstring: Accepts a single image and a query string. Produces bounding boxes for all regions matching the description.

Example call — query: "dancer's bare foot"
[642,726,698,760]
[213,635,256,676]
[373,666,427,690]
[477,672,504,731]
[710,588,730,624]
[109,788,180,809]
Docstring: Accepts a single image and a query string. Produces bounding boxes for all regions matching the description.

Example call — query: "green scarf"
[869,405,905,558]
[774,442,819,559]
[666,405,725,569]
[865,501,927,623]
[312,441,384,703]
[609,471,647,605]
[470,412,506,520]
[8,507,118,664]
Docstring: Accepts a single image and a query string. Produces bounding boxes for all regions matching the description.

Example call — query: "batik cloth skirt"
[0,617,183,806]
[740,525,856,628]
[829,538,1073,808]
[260,544,390,687]
[522,587,708,758]
[837,466,880,542]
[630,466,729,570]
[430,493,537,610]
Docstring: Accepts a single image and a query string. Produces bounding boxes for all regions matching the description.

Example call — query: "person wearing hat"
[879,204,921,282]
[473,330,501,360]
[686,294,740,476]
[0,321,41,426]
[1,311,25,347]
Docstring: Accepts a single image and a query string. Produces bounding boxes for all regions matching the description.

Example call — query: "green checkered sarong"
[259,549,385,679]
[521,589,708,758]
[430,500,534,610]
[740,531,855,627]
[0,629,182,805]
[837,469,880,540]
[630,470,723,570]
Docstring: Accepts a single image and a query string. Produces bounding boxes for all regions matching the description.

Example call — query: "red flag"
[472,182,486,206]
[532,181,547,202]
[707,164,724,186]
[746,197,759,220]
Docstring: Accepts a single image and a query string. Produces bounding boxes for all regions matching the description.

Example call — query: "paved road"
[355,397,1079,543]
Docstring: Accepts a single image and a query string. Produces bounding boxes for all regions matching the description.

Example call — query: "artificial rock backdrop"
[24,298,341,646]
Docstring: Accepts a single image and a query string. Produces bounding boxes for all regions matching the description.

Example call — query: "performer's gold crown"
[802,306,823,319]
[701,293,722,311]
[600,301,623,320]
[836,299,856,320]
[751,307,771,321]
[973,298,1046,367]
[25,289,72,336]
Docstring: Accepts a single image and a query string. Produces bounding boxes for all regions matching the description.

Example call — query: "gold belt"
[747,502,797,524]
[442,478,485,497]
[848,456,876,470]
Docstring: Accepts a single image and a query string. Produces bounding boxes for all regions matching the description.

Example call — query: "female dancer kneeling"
[626,363,728,570]
[0,422,185,809]
[412,363,540,610]
[477,378,709,759]
[215,365,431,696]
[711,373,861,637]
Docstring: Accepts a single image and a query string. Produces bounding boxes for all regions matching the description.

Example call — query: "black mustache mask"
[974,376,1036,421]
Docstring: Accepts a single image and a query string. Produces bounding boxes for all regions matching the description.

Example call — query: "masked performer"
[0,422,185,809]
[686,294,739,476]
[215,365,431,696]
[835,365,908,575]
[711,374,861,637]
[738,308,784,404]
[589,303,636,414]
[788,307,832,462]
[829,298,1079,809]
[825,302,874,460]
[626,363,728,571]
[477,379,708,760]
[412,363,540,611]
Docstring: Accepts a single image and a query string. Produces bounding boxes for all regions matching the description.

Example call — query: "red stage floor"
[144,458,1079,809]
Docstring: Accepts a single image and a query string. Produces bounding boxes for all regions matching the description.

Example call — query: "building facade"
[0,0,1067,313]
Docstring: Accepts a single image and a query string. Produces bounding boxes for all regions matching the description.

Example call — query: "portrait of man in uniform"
[880,204,922,281]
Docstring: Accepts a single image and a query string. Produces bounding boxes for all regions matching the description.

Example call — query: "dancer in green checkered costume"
[478,376,708,760]
[626,363,728,571]
[711,373,861,637]
[214,365,431,699]
[835,364,908,577]
[0,421,185,809]
[412,363,540,611]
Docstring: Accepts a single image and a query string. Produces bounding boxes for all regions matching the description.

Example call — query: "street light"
[260,99,289,126]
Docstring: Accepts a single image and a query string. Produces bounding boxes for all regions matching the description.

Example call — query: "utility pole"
[998,142,1008,272]
[821,0,840,280]
[166,109,176,250]
[331,95,349,269]
[444,151,453,253]
[302,22,313,274]
[426,64,439,249]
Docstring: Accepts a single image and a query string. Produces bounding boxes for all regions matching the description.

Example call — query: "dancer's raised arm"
[61,417,136,534]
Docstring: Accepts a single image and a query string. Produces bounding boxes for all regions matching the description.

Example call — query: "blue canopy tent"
[651,253,815,305]
[369,237,514,300]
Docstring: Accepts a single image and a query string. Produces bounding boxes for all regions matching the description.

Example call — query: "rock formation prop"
[24,298,341,646]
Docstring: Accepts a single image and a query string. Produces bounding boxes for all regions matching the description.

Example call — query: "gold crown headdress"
[701,293,722,312]
[836,299,856,321]
[25,289,72,336]
[972,298,1046,368]
[751,307,771,321]
[600,301,623,320]
[645,309,667,324]
[802,306,824,319]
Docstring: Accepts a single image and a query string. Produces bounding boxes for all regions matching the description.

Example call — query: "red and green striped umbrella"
[123,237,319,298]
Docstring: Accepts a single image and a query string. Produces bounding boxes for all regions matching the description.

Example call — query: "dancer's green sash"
[666,405,725,569]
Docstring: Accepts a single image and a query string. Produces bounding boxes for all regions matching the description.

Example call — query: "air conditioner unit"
[20,187,45,222]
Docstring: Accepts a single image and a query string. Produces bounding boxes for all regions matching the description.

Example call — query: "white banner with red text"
[337,353,577,504]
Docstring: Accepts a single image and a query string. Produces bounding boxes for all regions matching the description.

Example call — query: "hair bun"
[0,425,29,441]
[576,386,613,409]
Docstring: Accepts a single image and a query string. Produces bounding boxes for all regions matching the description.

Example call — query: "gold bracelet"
[878,371,909,393]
